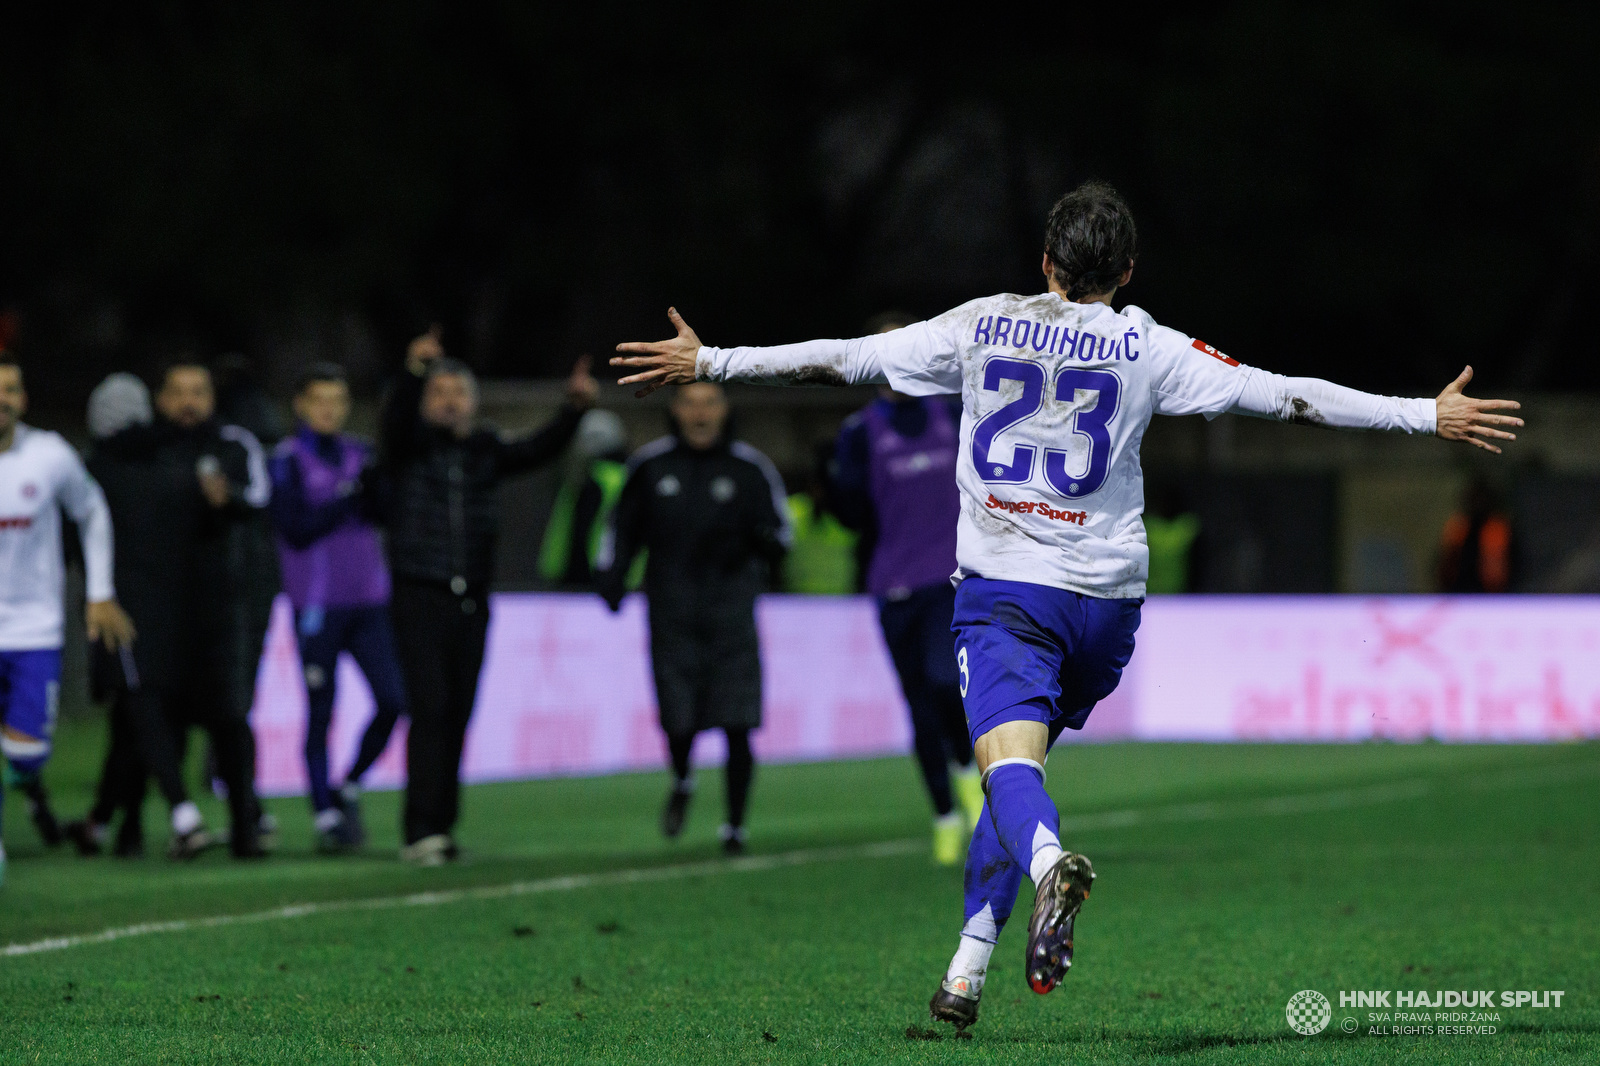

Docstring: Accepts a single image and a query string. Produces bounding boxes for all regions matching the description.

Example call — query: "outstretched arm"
[612,308,882,396]
[1228,365,1521,452]
[613,308,961,397]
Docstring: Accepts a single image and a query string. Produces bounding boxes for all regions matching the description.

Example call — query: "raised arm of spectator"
[380,327,441,467]
[494,355,598,476]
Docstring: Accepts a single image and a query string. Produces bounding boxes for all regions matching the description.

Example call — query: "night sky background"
[2,1,1597,405]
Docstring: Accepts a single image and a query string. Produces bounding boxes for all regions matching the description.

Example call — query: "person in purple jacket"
[833,317,984,866]
[269,363,408,853]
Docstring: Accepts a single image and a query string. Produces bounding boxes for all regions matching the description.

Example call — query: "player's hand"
[406,324,445,375]
[566,354,600,410]
[86,599,136,651]
[612,307,702,398]
[1435,366,1523,454]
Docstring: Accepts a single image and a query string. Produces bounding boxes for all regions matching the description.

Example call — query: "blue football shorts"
[951,576,1140,746]
[0,648,62,769]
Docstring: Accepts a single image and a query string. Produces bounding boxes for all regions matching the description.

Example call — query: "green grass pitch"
[2,720,1597,1064]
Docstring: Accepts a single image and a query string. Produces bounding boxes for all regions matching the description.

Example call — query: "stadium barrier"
[250,593,1600,796]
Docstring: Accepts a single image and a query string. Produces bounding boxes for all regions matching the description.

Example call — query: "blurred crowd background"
[3,2,1599,722]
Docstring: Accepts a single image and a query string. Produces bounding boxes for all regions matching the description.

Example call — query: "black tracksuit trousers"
[392,577,489,845]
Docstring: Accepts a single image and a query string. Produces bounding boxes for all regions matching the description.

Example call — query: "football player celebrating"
[612,181,1521,1030]
[0,354,135,884]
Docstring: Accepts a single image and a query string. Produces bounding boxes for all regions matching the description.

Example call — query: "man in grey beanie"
[66,374,157,856]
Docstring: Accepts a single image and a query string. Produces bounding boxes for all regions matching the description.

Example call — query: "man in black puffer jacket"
[380,328,596,864]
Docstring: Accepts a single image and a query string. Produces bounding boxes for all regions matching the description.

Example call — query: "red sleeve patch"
[1192,338,1239,367]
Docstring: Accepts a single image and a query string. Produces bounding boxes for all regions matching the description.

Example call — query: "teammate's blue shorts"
[0,648,62,770]
[952,576,1140,746]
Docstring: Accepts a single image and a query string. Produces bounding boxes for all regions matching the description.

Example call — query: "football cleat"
[1025,852,1095,995]
[929,975,981,1031]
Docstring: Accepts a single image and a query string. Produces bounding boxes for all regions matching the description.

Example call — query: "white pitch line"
[1,839,922,959]
[7,761,1595,959]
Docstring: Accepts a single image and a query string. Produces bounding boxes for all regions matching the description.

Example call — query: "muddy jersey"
[699,292,1433,598]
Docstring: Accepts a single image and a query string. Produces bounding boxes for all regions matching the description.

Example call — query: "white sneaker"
[400,834,454,867]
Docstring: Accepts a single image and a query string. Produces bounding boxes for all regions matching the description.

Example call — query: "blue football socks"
[985,760,1065,885]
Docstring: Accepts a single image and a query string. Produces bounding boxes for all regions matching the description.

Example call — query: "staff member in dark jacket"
[85,362,272,858]
[381,328,596,865]
[596,383,791,855]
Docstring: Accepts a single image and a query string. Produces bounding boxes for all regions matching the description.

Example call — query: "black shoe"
[661,785,692,839]
[64,819,104,857]
[930,977,981,1031]
[1025,853,1095,995]
[112,825,145,859]
[229,812,271,859]
[231,833,268,860]
[167,827,216,861]
[21,782,63,847]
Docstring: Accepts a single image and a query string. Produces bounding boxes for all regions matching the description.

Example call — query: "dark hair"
[425,357,478,396]
[159,358,210,387]
[1043,181,1138,300]
[296,361,348,395]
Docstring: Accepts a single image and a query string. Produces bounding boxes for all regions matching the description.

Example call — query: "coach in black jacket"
[596,382,791,854]
[380,329,596,863]
[87,363,271,858]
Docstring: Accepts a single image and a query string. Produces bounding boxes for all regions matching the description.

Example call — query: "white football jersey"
[876,293,1246,597]
[0,425,115,649]
[700,291,1433,599]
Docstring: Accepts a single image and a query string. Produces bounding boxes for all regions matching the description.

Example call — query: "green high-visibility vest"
[1144,512,1200,594]
[539,459,643,587]
[783,492,858,595]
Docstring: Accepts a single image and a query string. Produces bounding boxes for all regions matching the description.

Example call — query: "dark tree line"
[1,0,1596,405]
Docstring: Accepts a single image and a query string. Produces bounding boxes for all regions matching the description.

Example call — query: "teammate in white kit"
[612,182,1521,1029]
[0,355,135,885]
